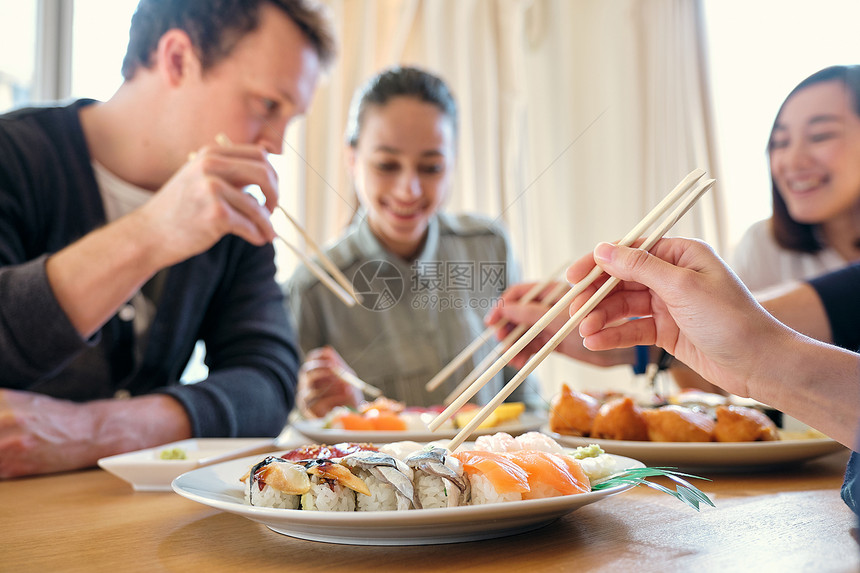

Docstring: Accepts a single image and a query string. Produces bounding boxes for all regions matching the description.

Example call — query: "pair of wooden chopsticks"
[336,367,383,398]
[212,134,361,307]
[272,206,361,307]
[423,261,570,396]
[442,280,571,407]
[425,264,571,407]
[303,358,384,399]
[436,168,714,451]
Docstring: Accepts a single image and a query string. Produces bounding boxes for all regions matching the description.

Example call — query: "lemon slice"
[454,402,525,429]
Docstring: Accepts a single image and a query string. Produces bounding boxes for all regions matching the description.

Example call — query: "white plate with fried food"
[545,427,845,470]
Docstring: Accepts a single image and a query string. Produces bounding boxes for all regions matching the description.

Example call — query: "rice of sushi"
[468,473,522,505]
[341,450,415,511]
[244,483,300,510]
[352,472,403,511]
[300,478,356,511]
[379,441,424,460]
[413,472,470,508]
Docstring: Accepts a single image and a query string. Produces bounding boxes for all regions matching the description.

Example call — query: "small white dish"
[98,438,275,491]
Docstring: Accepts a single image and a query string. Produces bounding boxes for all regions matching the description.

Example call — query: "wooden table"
[2,449,858,572]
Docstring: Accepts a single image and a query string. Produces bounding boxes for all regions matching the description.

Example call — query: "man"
[0,0,335,478]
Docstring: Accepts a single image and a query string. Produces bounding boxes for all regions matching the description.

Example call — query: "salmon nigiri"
[502,450,590,499]
[453,449,591,504]
[452,450,530,503]
[327,410,408,431]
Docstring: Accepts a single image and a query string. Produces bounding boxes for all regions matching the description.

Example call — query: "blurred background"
[3,0,859,397]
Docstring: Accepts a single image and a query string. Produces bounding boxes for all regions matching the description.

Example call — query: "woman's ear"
[344,144,357,177]
[155,29,200,87]
[345,145,366,208]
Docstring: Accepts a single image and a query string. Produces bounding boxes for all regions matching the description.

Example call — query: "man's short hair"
[121,0,337,80]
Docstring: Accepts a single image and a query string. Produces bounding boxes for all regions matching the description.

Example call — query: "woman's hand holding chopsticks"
[297,346,379,418]
[484,281,635,369]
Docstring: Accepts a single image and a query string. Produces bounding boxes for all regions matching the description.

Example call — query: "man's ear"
[155,29,200,86]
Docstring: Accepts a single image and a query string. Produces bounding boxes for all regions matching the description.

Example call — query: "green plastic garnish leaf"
[591,467,715,511]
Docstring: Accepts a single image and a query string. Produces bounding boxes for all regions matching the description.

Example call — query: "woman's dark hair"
[767,65,860,252]
[344,66,458,147]
[120,0,337,80]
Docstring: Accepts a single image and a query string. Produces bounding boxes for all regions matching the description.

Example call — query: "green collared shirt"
[286,212,540,408]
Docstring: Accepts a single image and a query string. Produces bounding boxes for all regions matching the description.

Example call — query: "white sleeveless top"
[730,219,847,297]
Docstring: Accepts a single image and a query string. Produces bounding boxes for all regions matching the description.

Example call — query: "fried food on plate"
[714,405,779,442]
[591,397,649,441]
[549,383,599,437]
[642,405,715,442]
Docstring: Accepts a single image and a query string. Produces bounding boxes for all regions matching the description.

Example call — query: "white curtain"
[275,0,724,398]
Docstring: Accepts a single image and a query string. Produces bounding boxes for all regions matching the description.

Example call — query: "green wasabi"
[158,447,187,460]
[570,444,604,460]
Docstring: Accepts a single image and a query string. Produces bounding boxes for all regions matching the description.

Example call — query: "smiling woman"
[729,66,860,296]
[286,67,540,416]
[345,94,456,260]
[702,0,860,254]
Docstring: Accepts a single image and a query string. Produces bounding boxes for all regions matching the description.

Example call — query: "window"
[703,0,860,255]
[0,3,37,111]
[71,0,140,101]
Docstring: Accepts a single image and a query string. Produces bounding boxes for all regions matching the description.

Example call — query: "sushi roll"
[241,455,371,511]
[300,458,371,511]
[341,451,415,511]
[241,456,310,509]
[404,447,469,509]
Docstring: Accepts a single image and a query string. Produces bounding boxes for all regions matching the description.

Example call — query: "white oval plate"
[292,412,544,444]
[545,428,846,470]
[171,451,643,545]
